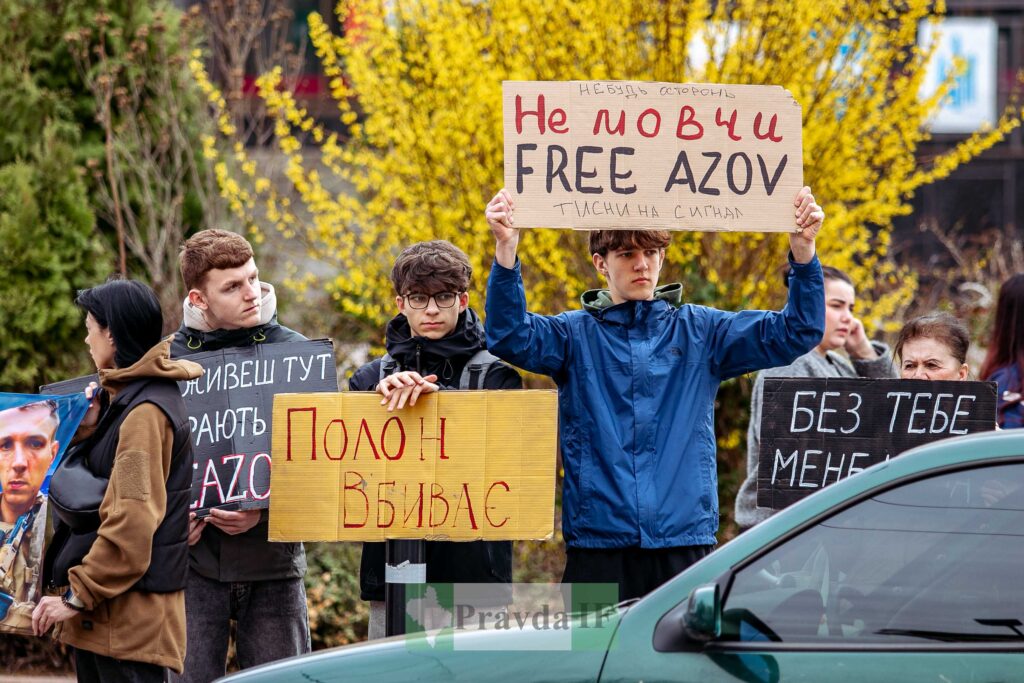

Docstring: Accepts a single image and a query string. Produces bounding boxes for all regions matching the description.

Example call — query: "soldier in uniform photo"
[0,400,60,632]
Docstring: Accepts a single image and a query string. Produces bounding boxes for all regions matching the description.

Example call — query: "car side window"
[721,463,1024,644]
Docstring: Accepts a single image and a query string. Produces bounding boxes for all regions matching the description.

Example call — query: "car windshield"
[721,462,1024,644]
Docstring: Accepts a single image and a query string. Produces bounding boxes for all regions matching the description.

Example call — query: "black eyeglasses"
[403,292,460,309]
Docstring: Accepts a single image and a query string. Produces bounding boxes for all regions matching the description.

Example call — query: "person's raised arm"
[843,316,900,378]
[483,189,571,377]
[709,187,826,379]
[788,185,823,264]
[486,188,519,269]
[843,317,878,361]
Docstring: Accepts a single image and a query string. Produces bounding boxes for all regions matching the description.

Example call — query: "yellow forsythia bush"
[193,0,1020,341]
[189,0,1022,548]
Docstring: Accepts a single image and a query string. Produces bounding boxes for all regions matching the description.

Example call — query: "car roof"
[873,429,1023,484]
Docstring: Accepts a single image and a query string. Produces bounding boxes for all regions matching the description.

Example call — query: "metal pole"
[384,539,426,636]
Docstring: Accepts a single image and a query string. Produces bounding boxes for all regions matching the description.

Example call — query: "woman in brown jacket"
[32,279,202,682]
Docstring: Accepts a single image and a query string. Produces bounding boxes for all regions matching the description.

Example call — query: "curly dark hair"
[390,240,472,295]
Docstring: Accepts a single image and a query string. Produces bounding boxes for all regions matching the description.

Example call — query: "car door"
[695,459,1024,683]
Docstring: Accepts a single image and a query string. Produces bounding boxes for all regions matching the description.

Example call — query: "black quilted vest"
[47,379,193,592]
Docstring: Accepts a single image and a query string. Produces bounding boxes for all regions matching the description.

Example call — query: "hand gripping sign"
[504,80,803,232]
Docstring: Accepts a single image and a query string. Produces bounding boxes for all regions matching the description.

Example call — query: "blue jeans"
[170,569,311,683]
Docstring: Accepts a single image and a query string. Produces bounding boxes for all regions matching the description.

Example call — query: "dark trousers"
[562,545,714,602]
[170,568,311,683]
[74,648,166,683]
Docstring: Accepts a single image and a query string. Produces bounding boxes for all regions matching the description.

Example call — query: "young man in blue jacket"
[483,187,826,600]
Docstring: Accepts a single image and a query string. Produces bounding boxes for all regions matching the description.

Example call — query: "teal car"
[221,430,1024,682]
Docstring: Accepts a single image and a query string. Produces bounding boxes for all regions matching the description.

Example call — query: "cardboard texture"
[503,80,803,231]
[269,390,558,542]
[757,378,997,510]
[41,339,339,514]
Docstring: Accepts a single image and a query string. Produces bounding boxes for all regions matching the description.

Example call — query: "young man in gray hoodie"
[169,229,310,682]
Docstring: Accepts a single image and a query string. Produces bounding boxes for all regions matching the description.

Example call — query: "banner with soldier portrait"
[0,392,89,635]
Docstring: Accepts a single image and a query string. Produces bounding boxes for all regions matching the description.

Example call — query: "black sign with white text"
[42,340,338,515]
[757,378,997,510]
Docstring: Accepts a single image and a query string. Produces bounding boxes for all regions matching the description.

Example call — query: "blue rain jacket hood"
[485,256,824,548]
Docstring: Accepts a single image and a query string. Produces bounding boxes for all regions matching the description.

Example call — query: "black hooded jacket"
[169,313,304,357]
[349,307,521,601]
[349,308,520,392]
[170,311,307,583]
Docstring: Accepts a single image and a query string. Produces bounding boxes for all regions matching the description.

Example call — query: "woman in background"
[32,279,201,682]
[734,266,894,531]
[894,312,970,382]
[899,312,1012,506]
[979,274,1024,428]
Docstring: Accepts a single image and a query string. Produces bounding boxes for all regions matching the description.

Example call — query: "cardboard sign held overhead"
[269,391,558,542]
[503,80,803,232]
[757,378,997,511]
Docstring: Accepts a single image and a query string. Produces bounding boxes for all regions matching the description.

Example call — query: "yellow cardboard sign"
[269,391,557,541]
[503,80,803,232]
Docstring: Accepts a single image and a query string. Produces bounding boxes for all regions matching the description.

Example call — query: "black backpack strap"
[459,350,501,390]
[378,353,400,386]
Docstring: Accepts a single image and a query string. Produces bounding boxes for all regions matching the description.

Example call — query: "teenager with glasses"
[348,240,521,638]
[403,292,461,309]
[484,186,826,600]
